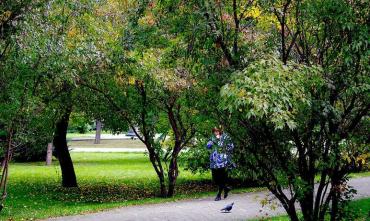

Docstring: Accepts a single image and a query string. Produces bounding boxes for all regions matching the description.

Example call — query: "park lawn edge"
[41,187,266,220]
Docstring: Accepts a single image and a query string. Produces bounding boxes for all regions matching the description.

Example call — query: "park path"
[69,147,146,153]
[69,134,131,141]
[47,177,370,221]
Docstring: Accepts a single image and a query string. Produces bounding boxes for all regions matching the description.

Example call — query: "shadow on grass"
[54,179,237,203]
[54,182,214,203]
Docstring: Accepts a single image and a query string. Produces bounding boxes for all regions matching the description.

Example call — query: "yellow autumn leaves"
[0,10,12,24]
[66,0,127,49]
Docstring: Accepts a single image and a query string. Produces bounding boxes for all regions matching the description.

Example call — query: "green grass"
[313,171,370,183]
[68,139,145,148]
[0,152,257,221]
[248,198,370,221]
[349,171,370,178]
[347,198,370,220]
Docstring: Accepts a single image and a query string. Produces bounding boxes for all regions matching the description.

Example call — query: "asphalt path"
[47,176,370,221]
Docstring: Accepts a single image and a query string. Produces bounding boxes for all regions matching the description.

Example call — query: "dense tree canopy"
[0,0,368,220]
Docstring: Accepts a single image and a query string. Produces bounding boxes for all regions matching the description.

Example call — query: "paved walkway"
[47,177,370,221]
[70,134,133,141]
[69,147,146,153]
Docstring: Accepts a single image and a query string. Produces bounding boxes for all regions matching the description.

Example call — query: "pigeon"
[221,202,234,213]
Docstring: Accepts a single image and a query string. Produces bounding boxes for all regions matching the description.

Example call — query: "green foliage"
[0,0,368,218]
[179,138,210,174]
[221,57,323,130]
[68,112,92,134]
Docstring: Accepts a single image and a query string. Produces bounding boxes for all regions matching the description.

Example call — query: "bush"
[13,141,48,162]
[68,112,92,134]
[180,144,210,174]
[12,114,54,162]
[13,129,51,162]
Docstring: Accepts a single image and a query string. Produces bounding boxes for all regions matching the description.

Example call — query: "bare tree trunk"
[331,192,339,221]
[287,205,300,221]
[166,104,180,197]
[94,120,102,144]
[45,142,53,166]
[147,149,167,197]
[300,192,314,221]
[300,171,315,221]
[159,173,166,197]
[330,174,341,221]
[53,105,77,187]
[0,128,13,211]
[167,155,179,197]
[269,186,299,221]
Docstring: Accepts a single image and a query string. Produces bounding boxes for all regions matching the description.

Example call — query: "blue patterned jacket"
[206,133,235,169]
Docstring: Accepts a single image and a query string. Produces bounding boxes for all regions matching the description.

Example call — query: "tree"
[74,0,201,197]
[136,0,368,218]
[219,0,369,220]
[52,92,77,187]
[6,0,123,187]
[79,59,198,197]
[14,0,80,187]
[0,0,48,210]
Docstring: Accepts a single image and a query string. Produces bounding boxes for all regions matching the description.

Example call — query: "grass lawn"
[349,171,370,179]
[0,152,257,221]
[68,139,146,149]
[347,198,370,220]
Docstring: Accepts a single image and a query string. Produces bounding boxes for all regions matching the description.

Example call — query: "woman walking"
[207,127,235,201]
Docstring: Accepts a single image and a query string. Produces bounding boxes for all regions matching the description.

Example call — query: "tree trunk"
[45,142,53,166]
[330,178,341,221]
[0,128,13,209]
[53,106,77,187]
[270,187,299,221]
[167,154,179,197]
[147,149,167,197]
[299,179,315,221]
[159,173,166,197]
[331,193,339,221]
[300,192,314,221]
[94,120,102,144]
[286,205,300,221]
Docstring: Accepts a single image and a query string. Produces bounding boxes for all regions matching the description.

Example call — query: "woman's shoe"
[215,194,222,201]
[224,187,231,199]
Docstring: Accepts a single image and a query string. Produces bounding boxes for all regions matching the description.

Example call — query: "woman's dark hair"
[212,126,223,134]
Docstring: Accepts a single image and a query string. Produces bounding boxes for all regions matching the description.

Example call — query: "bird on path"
[220,202,234,213]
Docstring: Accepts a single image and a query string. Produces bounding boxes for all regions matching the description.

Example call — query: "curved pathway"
[47,177,370,221]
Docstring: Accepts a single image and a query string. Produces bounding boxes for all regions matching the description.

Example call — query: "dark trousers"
[212,168,228,195]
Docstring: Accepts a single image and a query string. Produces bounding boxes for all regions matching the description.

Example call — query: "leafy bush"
[13,142,48,162]
[12,112,54,162]
[68,112,92,134]
[12,125,52,162]
[179,139,210,174]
